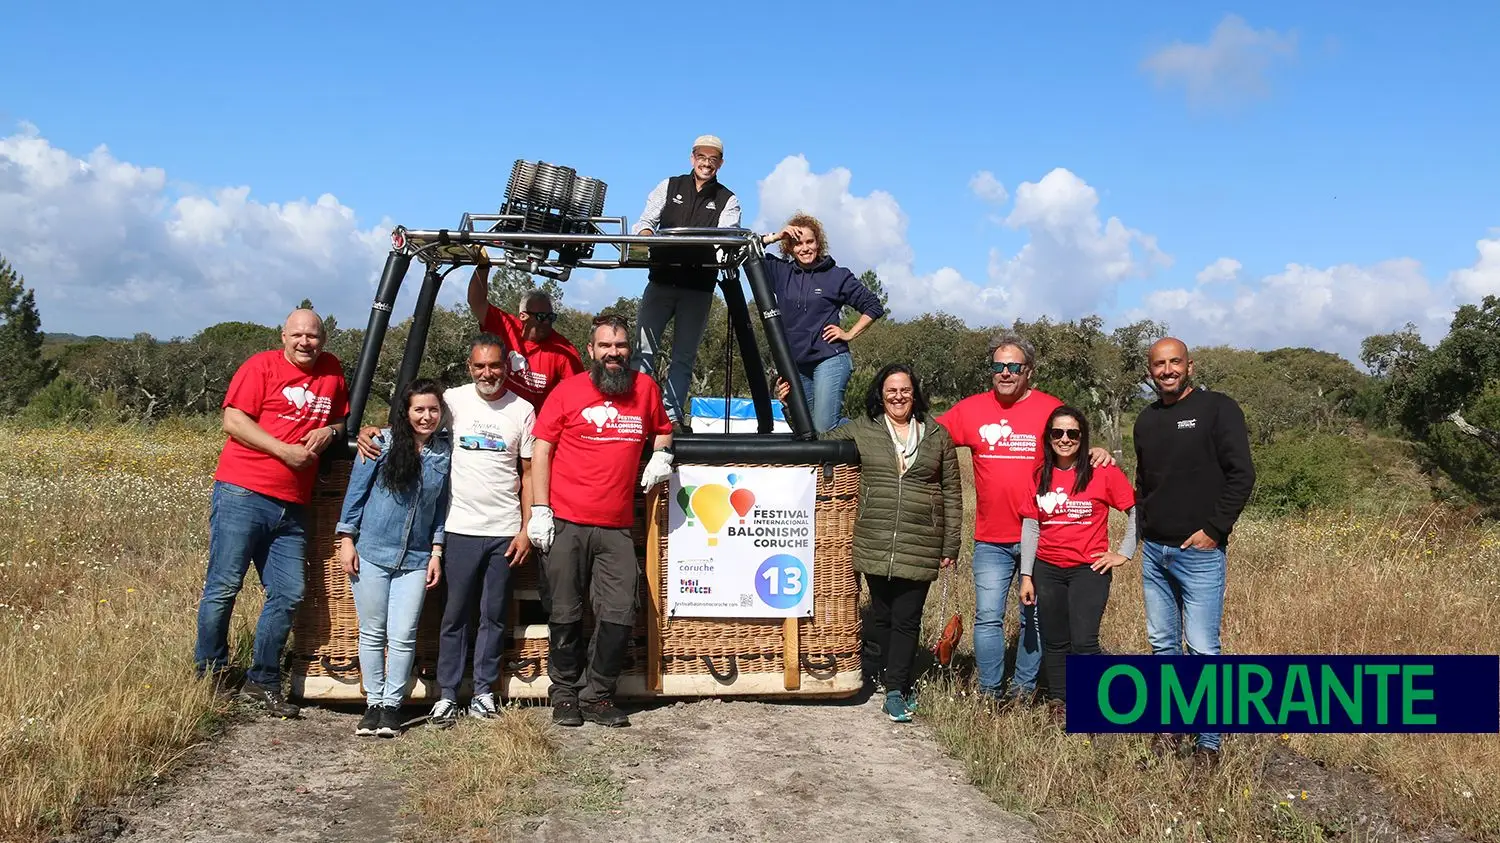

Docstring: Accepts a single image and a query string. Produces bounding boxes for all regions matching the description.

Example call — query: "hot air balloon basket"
[289,460,863,701]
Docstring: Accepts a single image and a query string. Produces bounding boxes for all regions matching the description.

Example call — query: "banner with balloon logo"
[666,466,817,618]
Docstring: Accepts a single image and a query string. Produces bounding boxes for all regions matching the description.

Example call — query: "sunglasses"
[991,361,1026,375]
[1049,428,1082,441]
[523,311,558,323]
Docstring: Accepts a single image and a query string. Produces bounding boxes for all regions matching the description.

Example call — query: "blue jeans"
[194,481,307,688]
[797,352,853,434]
[633,282,714,423]
[349,560,429,707]
[971,541,1042,696]
[1141,540,1227,750]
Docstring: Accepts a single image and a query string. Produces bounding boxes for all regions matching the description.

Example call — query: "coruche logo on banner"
[666,466,817,619]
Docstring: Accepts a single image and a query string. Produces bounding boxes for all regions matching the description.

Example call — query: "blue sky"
[2,1,1497,361]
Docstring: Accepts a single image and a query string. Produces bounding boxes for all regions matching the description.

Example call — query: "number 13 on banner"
[756,554,808,611]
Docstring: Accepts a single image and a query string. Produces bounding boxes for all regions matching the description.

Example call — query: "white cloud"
[1196,257,1242,285]
[754,155,1000,321]
[754,157,1169,326]
[969,170,1009,205]
[987,168,1171,318]
[1142,14,1297,107]
[1449,231,1500,301]
[1131,258,1454,360]
[0,123,392,338]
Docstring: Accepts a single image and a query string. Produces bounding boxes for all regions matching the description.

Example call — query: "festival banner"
[666,466,816,618]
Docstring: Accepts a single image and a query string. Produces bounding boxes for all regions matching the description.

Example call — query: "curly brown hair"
[777,212,829,260]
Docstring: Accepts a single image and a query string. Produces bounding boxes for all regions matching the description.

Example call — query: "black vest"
[649,174,735,292]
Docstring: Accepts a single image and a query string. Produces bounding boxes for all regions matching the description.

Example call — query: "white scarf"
[884,415,923,475]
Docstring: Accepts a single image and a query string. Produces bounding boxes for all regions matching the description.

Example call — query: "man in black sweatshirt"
[1132,337,1255,765]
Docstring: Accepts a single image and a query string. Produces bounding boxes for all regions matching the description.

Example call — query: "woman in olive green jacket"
[784,363,962,722]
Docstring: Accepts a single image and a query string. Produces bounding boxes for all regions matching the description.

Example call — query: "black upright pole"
[718,269,773,434]
[390,265,444,424]
[742,257,815,440]
[343,251,412,456]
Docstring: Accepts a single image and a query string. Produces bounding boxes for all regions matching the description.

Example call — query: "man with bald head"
[1133,337,1255,764]
[194,308,349,718]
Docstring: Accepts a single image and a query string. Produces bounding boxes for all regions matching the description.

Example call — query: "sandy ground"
[79,693,1038,843]
[511,694,1039,842]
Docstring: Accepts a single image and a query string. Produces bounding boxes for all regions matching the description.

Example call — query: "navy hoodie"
[761,254,886,366]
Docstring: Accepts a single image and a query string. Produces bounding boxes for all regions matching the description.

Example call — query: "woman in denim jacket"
[336,378,452,738]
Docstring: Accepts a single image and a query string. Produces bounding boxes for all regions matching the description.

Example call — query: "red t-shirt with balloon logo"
[1020,463,1136,567]
[936,389,1062,543]
[533,371,672,528]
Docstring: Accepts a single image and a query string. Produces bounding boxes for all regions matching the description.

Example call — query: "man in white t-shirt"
[356,334,536,727]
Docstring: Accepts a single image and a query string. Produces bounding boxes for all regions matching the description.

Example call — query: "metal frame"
[342,215,858,462]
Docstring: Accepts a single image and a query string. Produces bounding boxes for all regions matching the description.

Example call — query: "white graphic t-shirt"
[442,383,537,537]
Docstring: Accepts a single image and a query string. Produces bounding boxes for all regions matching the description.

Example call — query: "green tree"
[0,257,57,413]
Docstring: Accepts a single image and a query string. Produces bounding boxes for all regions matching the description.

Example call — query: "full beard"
[591,358,633,396]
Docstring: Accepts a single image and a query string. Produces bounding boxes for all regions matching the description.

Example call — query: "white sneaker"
[468,692,499,720]
[428,698,459,729]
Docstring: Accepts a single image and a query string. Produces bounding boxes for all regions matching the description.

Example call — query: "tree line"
[6,254,1500,515]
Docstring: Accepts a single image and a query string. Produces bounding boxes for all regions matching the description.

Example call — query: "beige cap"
[692,134,724,153]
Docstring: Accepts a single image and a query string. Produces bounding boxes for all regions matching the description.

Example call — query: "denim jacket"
[335,430,452,571]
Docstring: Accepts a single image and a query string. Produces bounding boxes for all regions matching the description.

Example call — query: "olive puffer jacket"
[824,415,962,582]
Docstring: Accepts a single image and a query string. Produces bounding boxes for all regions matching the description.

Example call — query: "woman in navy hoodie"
[759,214,886,432]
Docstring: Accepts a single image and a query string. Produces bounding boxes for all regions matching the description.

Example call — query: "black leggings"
[1033,560,1112,703]
[863,574,931,694]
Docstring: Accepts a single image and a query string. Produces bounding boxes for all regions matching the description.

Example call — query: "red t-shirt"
[214,350,349,505]
[480,307,585,410]
[1021,463,1136,567]
[936,389,1063,543]
[534,371,672,528]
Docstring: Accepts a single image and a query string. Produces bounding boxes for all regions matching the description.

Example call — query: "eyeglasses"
[991,361,1027,375]
[883,388,913,398]
[1049,429,1082,441]
[524,311,558,323]
[693,154,722,164]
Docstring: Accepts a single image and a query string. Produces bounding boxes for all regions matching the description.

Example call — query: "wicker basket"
[289,459,863,702]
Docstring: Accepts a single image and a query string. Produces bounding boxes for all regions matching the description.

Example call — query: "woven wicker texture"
[291,458,861,688]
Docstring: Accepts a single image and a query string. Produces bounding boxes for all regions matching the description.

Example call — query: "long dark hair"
[380,378,445,493]
[1037,405,1092,497]
[863,363,930,422]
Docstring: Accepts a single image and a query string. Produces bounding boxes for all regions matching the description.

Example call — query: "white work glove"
[640,449,674,491]
[527,505,555,553]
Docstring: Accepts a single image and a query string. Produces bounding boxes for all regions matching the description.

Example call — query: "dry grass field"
[1,425,1496,842]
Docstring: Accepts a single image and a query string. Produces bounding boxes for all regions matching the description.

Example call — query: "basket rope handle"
[319,655,360,678]
[701,655,739,684]
[505,658,542,681]
[800,654,839,680]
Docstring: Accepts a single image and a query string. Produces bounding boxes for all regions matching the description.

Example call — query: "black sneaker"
[237,681,300,719]
[206,668,242,699]
[580,698,630,728]
[378,706,404,738]
[428,698,459,729]
[552,699,583,727]
[355,706,381,737]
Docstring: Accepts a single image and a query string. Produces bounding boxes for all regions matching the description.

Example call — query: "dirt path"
[512,694,1039,842]
[101,706,415,843]
[86,693,1037,843]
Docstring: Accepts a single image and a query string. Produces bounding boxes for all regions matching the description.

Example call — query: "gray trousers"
[539,519,639,704]
[631,281,713,423]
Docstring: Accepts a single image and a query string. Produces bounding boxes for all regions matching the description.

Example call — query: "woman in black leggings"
[1018,406,1137,719]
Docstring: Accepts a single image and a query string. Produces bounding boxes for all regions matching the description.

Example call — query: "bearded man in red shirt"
[195,308,349,718]
[526,315,674,729]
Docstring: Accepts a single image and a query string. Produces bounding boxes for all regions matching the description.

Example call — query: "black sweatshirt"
[1132,388,1256,547]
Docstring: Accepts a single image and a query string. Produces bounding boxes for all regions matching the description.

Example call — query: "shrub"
[1249,429,1365,515]
[19,375,97,426]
